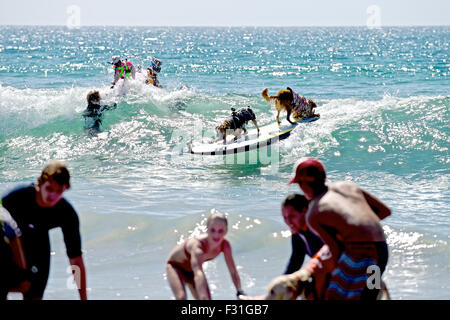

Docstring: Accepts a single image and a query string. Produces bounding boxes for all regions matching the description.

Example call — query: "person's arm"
[190,243,211,300]
[361,188,391,220]
[111,70,120,87]
[307,211,342,264]
[8,236,31,294]
[10,236,27,271]
[222,240,243,296]
[69,255,87,300]
[284,234,306,274]
[100,102,117,112]
[61,203,86,300]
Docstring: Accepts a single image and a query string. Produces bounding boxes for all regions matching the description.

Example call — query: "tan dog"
[264,269,312,300]
[262,269,390,300]
[261,88,319,125]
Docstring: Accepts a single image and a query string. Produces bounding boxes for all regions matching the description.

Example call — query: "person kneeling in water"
[83,90,117,133]
[166,212,244,300]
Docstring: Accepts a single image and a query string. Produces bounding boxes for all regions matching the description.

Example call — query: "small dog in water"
[213,106,260,144]
[261,87,319,125]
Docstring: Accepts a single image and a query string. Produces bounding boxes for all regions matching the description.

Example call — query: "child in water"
[83,90,117,133]
[166,212,244,300]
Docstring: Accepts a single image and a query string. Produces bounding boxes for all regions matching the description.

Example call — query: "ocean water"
[0,26,449,300]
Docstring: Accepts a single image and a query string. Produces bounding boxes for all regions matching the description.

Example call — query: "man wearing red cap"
[288,158,391,300]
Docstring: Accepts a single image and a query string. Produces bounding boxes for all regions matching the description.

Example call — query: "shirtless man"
[288,158,391,300]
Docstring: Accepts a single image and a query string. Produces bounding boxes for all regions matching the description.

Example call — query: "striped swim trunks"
[325,242,387,300]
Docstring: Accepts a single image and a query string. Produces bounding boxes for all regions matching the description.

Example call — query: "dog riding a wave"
[262,87,320,125]
[213,106,260,144]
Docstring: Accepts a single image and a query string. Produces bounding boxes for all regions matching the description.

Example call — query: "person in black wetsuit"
[281,193,324,274]
[83,90,117,133]
[1,161,87,300]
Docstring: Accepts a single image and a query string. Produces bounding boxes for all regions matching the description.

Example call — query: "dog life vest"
[114,60,134,79]
[146,68,159,86]
[227,107,256,129]
[288,87,311,118]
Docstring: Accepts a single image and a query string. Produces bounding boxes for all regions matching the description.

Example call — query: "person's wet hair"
[38,161,71,188]
[206,212,228,228]
[86,90,101,104]
[282,193,309,213]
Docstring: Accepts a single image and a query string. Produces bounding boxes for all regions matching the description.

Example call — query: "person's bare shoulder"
[222,239,231,252]
[189,237,203,251]
[328,181,366,202]
[329,180,360,192]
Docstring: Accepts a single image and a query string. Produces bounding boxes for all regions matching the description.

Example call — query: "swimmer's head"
[206,212,228,244]
[282,193,309,233]
[282,193,309,212]
[87,90,101,104]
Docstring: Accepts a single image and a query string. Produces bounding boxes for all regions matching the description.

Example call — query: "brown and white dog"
[213,106,260,144]
[261,87,319,125]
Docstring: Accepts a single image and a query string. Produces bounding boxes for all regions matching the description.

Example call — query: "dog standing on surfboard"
[261,88,320,125]
[213,106,260,144]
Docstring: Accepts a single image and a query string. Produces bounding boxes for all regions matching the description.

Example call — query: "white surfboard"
[188,116,320,155]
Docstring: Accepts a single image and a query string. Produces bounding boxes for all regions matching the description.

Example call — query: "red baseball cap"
[288,158,326,185]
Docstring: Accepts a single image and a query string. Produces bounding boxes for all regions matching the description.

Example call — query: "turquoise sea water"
[0,26,449,300]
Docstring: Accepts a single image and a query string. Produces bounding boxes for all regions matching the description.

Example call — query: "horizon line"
[1,24,449,28]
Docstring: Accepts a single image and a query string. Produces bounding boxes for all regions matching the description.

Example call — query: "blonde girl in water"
[166,212,244,300]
